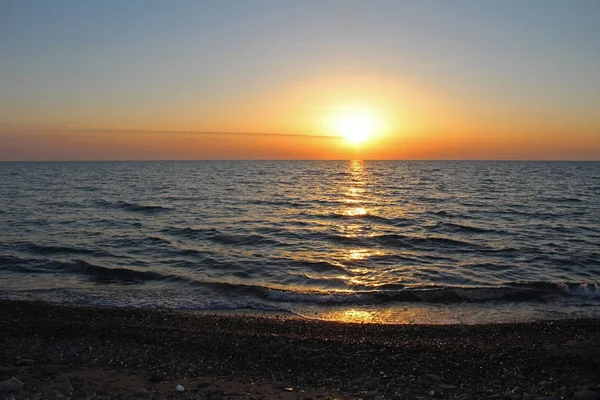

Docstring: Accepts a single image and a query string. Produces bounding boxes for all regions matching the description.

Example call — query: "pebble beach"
[1,300,599,400]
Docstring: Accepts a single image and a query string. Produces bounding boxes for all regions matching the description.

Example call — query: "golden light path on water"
[335,160,391,290]
[304,162,563,325]
[313,160,446,324]
[316,307,436,324]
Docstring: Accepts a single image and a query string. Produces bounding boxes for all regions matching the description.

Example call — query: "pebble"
[366,380,379,390]
[575,390,600,400]
[148,373,166,383]
[440,384,458,391]
[0,377,24,393]
[176,384,185,392]
[132,387,149,397]
[59,381,73,394]
[42,365,60,375]
[363,390,381,399]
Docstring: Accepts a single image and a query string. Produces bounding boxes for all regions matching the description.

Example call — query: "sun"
[330,107,381,145]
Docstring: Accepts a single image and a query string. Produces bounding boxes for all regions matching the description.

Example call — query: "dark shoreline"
[1,300,599,399]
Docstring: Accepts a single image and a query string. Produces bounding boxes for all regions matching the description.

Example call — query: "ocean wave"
[370,233,482,249]
[429,221,499,234]
[540,196,583,203]
[163,227,283,246]
[0,256,185,285]
[325,212,409,226]
[328,233,484,250]
[159,280,600,305]
[23,243,98,256]
[97,199,172,213]
[260,282,600,305]
[554,282,600,298]
[427,210,454,217]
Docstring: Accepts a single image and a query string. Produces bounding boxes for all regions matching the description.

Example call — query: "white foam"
[555,282,600,298]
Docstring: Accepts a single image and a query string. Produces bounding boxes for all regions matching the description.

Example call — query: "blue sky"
[1,0,599,159]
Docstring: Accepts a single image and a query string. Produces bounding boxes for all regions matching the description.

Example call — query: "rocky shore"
[0,300,599,400]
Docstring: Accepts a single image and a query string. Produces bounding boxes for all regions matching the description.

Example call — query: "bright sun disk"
[330,107,380,145]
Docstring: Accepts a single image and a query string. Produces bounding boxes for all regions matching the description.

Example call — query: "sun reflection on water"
[342,160,369,218]
[346,248,372,260]
[317,308,432,324]
[345,207,367,216]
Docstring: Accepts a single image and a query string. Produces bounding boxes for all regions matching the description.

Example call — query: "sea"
[0,160,599,324]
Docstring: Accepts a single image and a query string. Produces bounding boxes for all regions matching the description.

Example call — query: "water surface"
[1,161,599,323]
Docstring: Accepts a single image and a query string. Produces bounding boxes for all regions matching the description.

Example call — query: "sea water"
[1,160,599,323]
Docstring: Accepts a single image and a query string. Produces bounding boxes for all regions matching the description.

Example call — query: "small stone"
[176,384,185,392]
[15,359,35,366]
[363,391,381,400]
[441,384,458,392]
[0,377,24,393]
[148,374,166,383]
[374,396,383,400]
[42,365,60,375]
[351,378,364,387]
[132,387,149,397]
[366,380,379,390]
[59,381,73,394]
[575,390,600,400]
[512,387,522,394]
[426,374,442,383]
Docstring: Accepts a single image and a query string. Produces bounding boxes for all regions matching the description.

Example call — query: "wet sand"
[0,300,599,399]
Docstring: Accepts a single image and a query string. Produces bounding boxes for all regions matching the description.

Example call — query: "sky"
[1,0,599,160]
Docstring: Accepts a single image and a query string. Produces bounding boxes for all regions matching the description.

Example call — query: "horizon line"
[1,159,599,163]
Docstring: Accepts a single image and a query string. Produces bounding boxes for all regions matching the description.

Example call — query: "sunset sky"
[1,0,599,160]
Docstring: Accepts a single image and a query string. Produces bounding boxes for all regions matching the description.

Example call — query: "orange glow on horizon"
[1,71,599,161]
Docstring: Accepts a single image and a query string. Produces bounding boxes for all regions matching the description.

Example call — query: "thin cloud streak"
[0,127,340,140]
